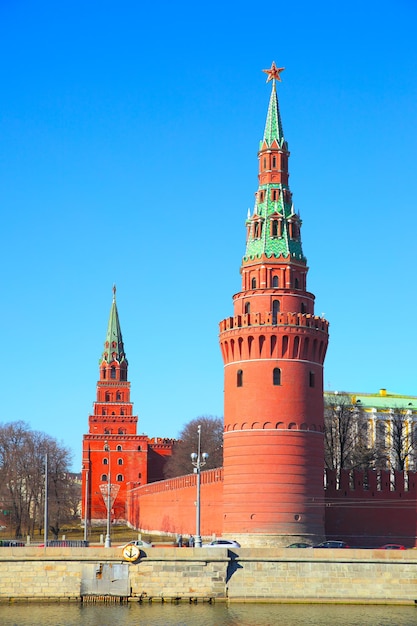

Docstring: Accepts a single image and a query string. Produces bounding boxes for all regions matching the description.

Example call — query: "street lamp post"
[191,425,208,548]
[104,442,111,548]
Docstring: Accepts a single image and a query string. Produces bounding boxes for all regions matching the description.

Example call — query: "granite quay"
[0,547,417,604]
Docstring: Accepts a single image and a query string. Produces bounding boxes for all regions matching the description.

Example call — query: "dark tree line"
[164,416,223,478]
[0,421,80,538]
[324,393,416,481]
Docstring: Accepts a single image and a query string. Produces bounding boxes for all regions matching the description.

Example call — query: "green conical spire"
[261,80,286,149]
[244,67,306,263]
[101,285,127,364]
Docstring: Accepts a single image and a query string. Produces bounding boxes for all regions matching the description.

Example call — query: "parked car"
[313,541,350,549]
[121,539,153,549]
[286,542,312,548]
[379,544,406,550]
[203,539,241,548]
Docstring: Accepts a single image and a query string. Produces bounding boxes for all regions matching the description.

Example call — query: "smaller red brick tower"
[82,287,149,525]
[219,64,329,546]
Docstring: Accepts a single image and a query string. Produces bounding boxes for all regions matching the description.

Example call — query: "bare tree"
[164,416,223,478]
[0,421,75,538]
[324,393,377,480]
[387,407,416,471]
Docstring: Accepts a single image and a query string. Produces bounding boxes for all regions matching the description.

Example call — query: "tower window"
[237,369,243,387]
[273,368,281,386]
[101,474,107,481]
[294,277,299,289]
[103,458,108,465]
[271,189,278,201]
[301,303,306,314]
[110,367,116,379]
[116,392,122,401]
[138,472,142,479]
[253,221,262,238]
[272,276,279,288]
[105,392,110,402]
[116,445,122,451]
[251,277,257,289]
[272,300,280,324]
[309,371,315,388]
[117,458,123,465]
[137,445,141,451]
[272,156,276,168]
[263,157,266,169]
[116,474,123,482]
[244,302,250,314]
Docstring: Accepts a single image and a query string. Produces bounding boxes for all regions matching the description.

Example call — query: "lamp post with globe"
[191,425,208,548]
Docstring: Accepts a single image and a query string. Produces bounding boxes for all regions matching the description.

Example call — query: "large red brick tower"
[219,63,329,546]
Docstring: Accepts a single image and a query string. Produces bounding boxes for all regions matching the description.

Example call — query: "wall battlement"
[219,311,329,333]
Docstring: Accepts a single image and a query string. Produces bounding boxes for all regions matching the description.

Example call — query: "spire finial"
[112,284,116,302]
[262,61,285,83]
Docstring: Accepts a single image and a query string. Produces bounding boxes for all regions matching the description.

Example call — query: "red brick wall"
[127,468,223,537]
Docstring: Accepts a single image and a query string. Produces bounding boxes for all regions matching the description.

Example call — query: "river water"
[0,602,416,625]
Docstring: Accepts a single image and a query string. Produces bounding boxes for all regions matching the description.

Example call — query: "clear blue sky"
[1,1,416,471]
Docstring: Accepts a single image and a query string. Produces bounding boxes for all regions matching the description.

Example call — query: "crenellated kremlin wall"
[126,467,417,547]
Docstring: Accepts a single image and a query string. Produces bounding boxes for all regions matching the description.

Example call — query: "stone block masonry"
[0,547,417,604]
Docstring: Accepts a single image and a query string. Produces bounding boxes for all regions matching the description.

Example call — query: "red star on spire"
[262,61,285,83]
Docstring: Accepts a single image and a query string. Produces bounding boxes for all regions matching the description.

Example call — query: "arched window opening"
[110,367,116,379]
[116,474,123,482]
[118,428,125,434]
[282,335,289,357]
[293,336,300,358]
[273,368,281,386]
[248,336,253,358]
[294,277,299,289]
[309,371,315,388]
[138,473,142,479]
[104,428,109,434]
[102,409,106,415]
[120,409,124,415]
[237,369,243,387]
[301,302,306,313]
[105,392,110,402]
[272,275,279,288]
[117,458,123,465]
[103,458,108,465]
[271,219,278,237]
[102,368,106,380]
[137,445,141,451]
[116,445,122,451]
[116,392,122,401]
[244,302,250,314]
[259,335,265,356]
[251,277,257,289]
[263,157,266,169]
[272,299,280,324]
[101,474,107,481]
[272,155,277,168]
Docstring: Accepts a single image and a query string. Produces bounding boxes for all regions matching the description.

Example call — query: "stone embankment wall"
[0,547,417,604]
